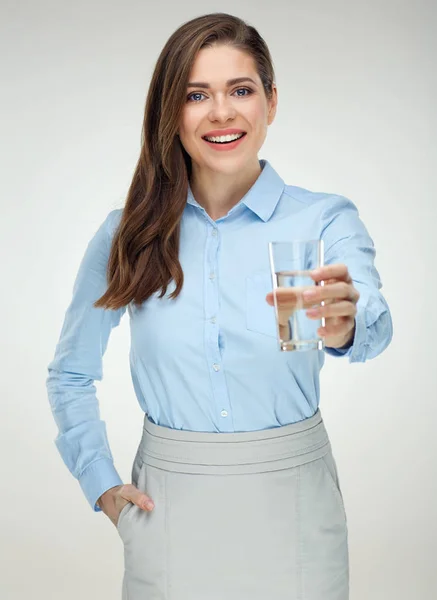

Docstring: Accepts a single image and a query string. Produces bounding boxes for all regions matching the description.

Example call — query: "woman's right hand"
[97,484,155,527]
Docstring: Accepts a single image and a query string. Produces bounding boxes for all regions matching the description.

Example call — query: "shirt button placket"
[204,223,233,430]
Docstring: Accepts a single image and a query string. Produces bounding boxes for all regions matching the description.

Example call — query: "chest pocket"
[245,270,278,338]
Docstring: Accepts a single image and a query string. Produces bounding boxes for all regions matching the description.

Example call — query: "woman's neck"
[189,159,262,221]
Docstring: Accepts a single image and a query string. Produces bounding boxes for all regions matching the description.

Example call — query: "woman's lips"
[202,132,247,152]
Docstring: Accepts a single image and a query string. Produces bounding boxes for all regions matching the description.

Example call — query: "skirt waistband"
[137,409,332,475]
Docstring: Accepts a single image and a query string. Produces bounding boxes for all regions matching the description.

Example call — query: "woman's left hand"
[266,263,360,349]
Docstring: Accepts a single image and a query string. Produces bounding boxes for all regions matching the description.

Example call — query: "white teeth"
[204,133,244,143]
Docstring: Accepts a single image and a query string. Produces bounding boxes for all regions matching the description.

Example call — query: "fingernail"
[303,289,317,298]
[146,501,154,510]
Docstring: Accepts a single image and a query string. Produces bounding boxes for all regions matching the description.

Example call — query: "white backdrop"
[1,1,436,599]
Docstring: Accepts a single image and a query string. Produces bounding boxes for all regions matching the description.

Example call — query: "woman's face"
[178,44,277,176]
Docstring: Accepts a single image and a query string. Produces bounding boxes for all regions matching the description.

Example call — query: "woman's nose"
[208,97,236,122]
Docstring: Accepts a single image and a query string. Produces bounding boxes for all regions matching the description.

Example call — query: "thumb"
[123,484,155,511]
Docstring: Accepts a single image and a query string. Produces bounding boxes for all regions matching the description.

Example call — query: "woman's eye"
[234,87,253,97]
[187,88,253,103]
[187,92,205,102]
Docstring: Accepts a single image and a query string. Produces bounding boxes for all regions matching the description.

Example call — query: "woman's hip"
[117,408,349,600]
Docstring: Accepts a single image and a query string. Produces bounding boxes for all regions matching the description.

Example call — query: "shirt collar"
[187,159,285,222]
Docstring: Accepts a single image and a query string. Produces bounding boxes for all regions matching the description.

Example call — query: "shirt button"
[210,317,216,324]
[213,363,220,372]
[209,272,215,280]
[221,410,228,417]
[211,229,218,237]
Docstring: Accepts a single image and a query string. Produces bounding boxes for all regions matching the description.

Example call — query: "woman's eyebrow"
[187,77,257,89]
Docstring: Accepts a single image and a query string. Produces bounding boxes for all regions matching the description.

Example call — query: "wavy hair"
[94,12,275,310]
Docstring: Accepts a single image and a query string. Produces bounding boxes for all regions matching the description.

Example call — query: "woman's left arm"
[307,194,393,363]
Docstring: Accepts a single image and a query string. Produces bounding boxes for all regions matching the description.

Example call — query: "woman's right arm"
[46,209,127,512]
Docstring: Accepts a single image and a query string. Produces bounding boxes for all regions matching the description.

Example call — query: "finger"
[265,279,337,303]
[306,300,357,319]
[310,264,352,283]
[133,489,155,511]
[122,484,155,511]
[302,281,358,307]
[267,287,336,310]
[315,278,337,305]
[267,281,358,310]
[266,289,300,309]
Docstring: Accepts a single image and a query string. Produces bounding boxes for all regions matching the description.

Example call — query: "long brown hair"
[94,12,276,310]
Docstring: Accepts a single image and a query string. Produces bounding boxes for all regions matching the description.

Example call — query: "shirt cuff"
[323,306,368,363]
[78,458,124,512]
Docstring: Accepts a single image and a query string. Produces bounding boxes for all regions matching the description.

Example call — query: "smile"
[202,132,247,151]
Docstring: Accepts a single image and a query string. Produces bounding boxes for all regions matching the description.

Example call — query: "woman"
[46,12,393,600]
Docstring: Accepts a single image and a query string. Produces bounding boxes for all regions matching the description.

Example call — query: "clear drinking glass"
[268,240,325,352]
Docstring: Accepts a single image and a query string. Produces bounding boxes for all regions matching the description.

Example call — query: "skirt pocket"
[116,499,134,535]
[299,449,349,599]
[320,448,347,520]
[116,458,146,540]
[121,462,167,598]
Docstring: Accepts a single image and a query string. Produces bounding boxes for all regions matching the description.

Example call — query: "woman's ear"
[267,85,278,126]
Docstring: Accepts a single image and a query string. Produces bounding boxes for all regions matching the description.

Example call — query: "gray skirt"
[116,408,349,600]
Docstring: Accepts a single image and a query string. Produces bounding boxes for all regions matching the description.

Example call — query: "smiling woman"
[178,43,277,218]
[46,10,393,600]
[89,14,277,309]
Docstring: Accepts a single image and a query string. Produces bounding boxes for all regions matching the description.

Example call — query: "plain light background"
[1,0,436,598]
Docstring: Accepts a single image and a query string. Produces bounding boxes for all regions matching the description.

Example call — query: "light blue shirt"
[46,159,393,512]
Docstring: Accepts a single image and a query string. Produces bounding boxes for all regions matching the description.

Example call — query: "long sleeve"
[46,209,127,512]
[319,195,393,363]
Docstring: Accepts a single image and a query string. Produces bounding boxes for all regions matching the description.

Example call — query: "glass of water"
[268,240,325,352]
